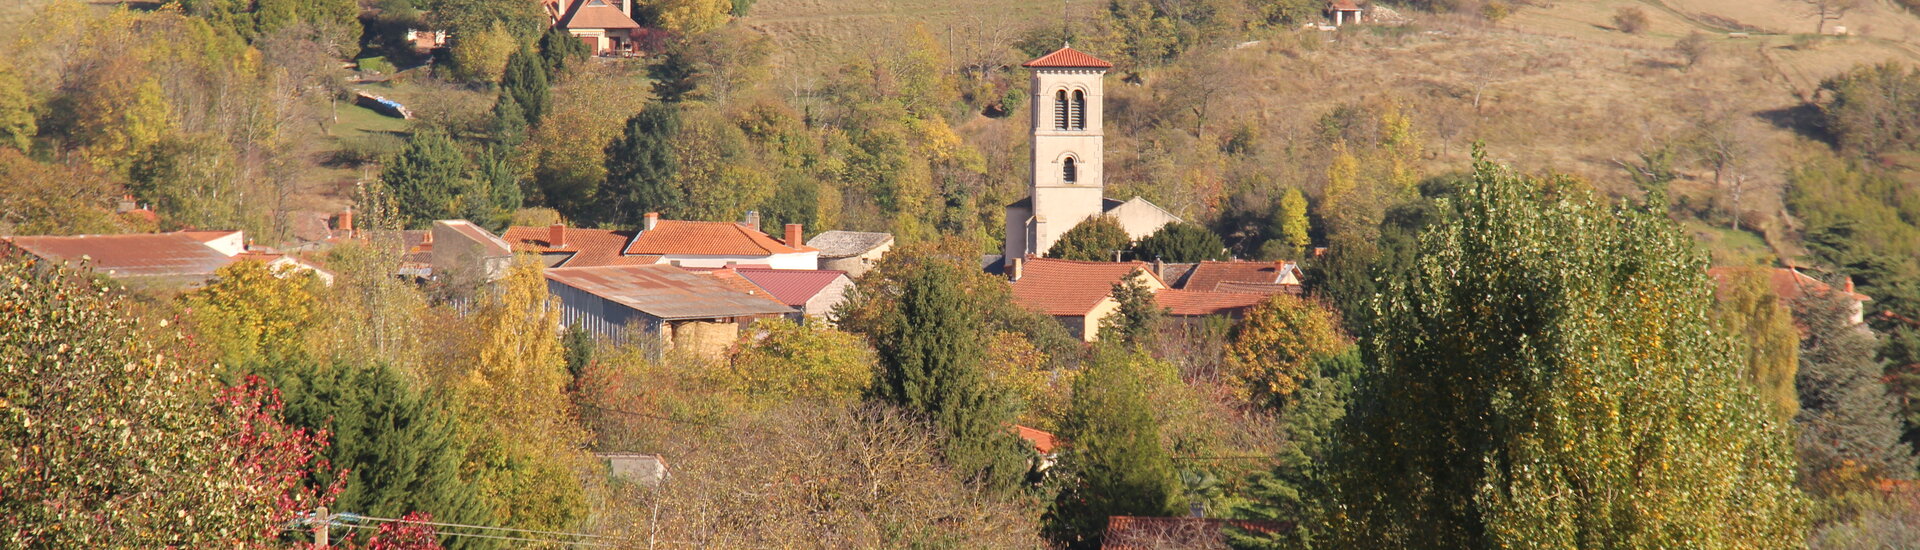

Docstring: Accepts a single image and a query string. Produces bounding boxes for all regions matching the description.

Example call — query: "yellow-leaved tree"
[1225,293,1347,407]
[455,257,590,532]
[723,317,877,404]
[182,259,321,369]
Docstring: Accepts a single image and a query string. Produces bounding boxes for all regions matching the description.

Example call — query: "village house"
[806,230,893,279]
[429,219,515,286]
[1009,257,1169,341]
[545,264,795,358]
[1708,266,1872,325]
[1003,47,1180,265]
[1,230,329,289]
[598,453,669,487]
[1328,0,1364,26]
[724,266,855,319]
[500,212,821,270]
[1163,260,1305,295]
[543,0,647,55]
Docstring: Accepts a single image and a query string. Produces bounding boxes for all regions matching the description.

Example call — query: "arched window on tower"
[1063,157,1078,183]
[1071,90,1086,130]
[1054,90,1068,130]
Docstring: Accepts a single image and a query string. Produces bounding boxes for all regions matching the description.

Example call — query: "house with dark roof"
[806,230,893,278]
[726,267,854,318]
[500,213,820,270]
[1009,257,1168,341]
[545,264,795,358]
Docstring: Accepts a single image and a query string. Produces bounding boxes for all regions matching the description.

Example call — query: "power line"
[341,513,620,540]
[324,521,619,548]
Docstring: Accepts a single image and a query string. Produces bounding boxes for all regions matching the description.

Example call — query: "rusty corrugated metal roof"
[3,233,235,278]
[546,264,796,320]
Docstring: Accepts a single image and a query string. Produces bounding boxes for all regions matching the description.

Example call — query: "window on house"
[1063,157,1078,183]
[1071,90,1086,130]
[1054,90,1068,130]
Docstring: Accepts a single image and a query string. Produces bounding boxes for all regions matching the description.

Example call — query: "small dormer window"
[1053,90,1069,130]
[1063,158,1078,183]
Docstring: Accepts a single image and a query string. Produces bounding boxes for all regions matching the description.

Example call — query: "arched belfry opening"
[1054,90,1069,130]
[1063,157,1078,183]
[1071,90,1086,130]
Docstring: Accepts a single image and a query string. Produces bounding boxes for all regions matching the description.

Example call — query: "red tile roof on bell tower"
[1021,46,1113,69]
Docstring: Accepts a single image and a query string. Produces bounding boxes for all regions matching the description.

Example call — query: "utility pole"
[313,506,330,548]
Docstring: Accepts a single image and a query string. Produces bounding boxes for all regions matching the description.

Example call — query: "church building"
[1003,46,1180,264]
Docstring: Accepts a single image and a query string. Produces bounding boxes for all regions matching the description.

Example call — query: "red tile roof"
[1330,0,1361,11]
[1178,261,1301,291]
[560,0,641,29]
[731,267,849,307]
[1022,46,1113,69]
[1707,266,1871,303]
[546,265,796,320]
[1014,425,1058,454]
[3,233,235,279]
[500,226,663,268]
[699,267,792,308]
[1011,258,1161,316]
[623,220,815,256]
[1155,289,1270,317]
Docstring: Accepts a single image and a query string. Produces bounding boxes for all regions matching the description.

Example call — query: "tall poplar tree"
[870,261,1027,490]
[1711,266,1801,421]
[1330,151,1806,548]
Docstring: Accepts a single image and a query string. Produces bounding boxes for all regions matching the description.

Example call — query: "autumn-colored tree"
[638,0,732,35]
[0,149,125,235]
[1,259,337,547]
[1711,266,1801,421]
[1332,151,1806,548]
[183,259,323,369]
[1225,294,1347,407]
[449,21,515,84]
[724,318,878,403]
[452,258,590,532]
[0,66,36,151]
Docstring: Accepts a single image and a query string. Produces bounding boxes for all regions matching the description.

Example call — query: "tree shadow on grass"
[1755,103,1834,148]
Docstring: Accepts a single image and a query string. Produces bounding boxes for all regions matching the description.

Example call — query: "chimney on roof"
[743,210,760,230]
[1846,276,1855,294]
[1154,258,1164,279]
[784,224,803,248]
[643,212,659,231]
[549,223,567,248]
[337,210,353,236]
[1010,256,1024,282]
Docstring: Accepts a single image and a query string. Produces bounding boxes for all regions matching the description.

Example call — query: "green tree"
[1225,294,1346,407]
[1045,347,1186,549]
[501,45,550,124]
[448,21,515,84]
[1332,151,1806,548]
[382,130,475,227]
[0,67,35,151]
[536,25,591,80]
[601,105,683,226]
[1711,266,1801,421]
[1097,273,1166,347]
[1274,187,1311,260]
[1819,62,1920,156]
[869,261,1027,489]
[489,93,529,144]
[1229,350,1362,550]
[724,318,878,403]
[182,259,322,369]
[1048,215,1133,261]
[1792,285,1917,500]
[258,361,493,547]
[1252,0,1318,27]
[1,260,332,547]
[1132,221,1227,263]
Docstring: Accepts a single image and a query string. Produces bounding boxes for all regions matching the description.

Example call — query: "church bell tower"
[1003,46,1113,263]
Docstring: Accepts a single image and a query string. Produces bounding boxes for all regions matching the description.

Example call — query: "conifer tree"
[1047,215,1133,261]
[536,26,590,81]
[601,105,682,226]
[500,45,549,124]
[1097,273,1166,347]
[383,130,475,228]
[489,93,528,144]
[1045,348,1185,549]
[1331,150,1806,548]
[1793,285,1918,499]
[1131,221,1227,263]
[870,261,1027,490]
